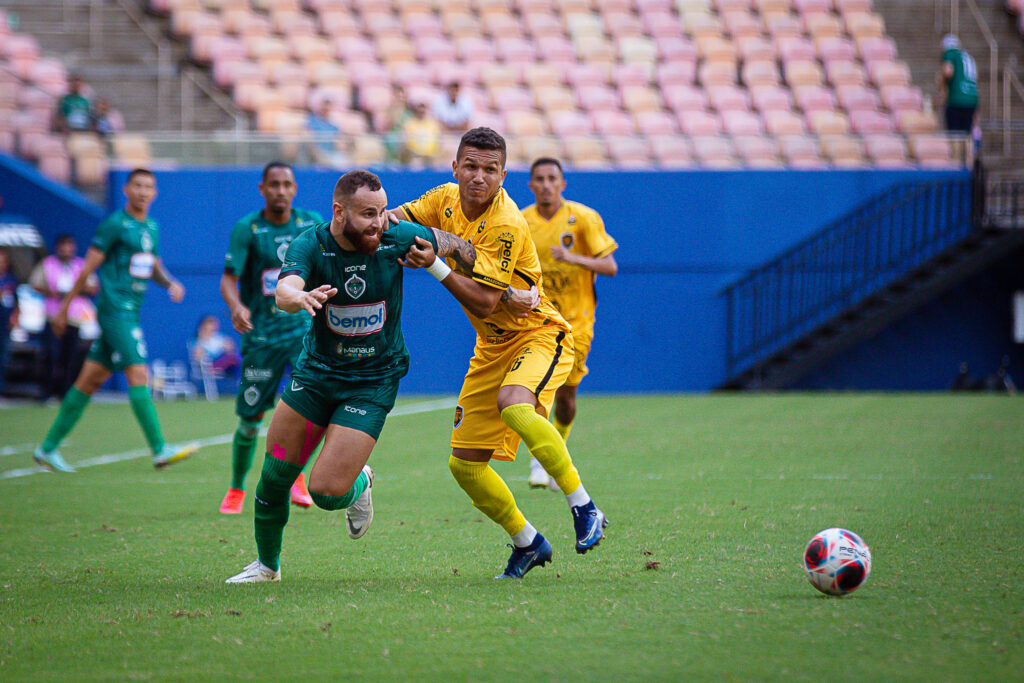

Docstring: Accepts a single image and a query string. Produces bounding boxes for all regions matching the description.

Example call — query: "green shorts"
[236,340,303,420]
[280,365,400,440]
[87,313,147,371]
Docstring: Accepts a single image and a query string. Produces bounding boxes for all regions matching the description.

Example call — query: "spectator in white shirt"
[432,81,473,133]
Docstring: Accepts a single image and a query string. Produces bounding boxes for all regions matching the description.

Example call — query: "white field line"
[0,397,456,481]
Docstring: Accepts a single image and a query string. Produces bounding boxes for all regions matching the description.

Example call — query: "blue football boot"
[572,501,606,554]
[495,534,553,579]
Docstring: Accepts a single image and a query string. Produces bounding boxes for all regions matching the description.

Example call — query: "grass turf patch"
[0,394,1021,680]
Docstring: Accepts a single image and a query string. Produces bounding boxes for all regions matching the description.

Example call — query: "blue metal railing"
[723,178,974,378]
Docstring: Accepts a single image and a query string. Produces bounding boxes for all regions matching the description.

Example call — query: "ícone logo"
[560,231,574,249]
[345,273,366,299]
[453,405,464,429]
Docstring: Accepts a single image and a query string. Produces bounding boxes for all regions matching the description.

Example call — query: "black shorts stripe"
[534,330,566,396]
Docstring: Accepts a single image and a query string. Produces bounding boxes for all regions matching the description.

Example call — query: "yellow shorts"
[451,324,574,461]
[564,325,592,387]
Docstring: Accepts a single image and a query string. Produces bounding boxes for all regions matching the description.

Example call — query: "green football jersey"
[90,209,160,315]
[224,208,324,349]
[279,220,437,382]
[943,47,979,108]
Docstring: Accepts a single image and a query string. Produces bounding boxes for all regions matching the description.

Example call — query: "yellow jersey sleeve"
[471,223,524,291]
[577,206,617,259]
[401,183,453,229]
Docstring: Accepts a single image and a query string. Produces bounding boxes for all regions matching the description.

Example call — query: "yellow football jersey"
[402,183,568,344]
[522,200,617,336]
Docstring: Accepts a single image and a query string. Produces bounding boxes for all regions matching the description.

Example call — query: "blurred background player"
[227,170,484,582]
[522,158,618,491]
[218,162,324,514]
[33,169,197,472]
[939,35,979,134]
[30,234,97,400]
[392,127,606,579]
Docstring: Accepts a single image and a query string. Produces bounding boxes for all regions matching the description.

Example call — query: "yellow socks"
[552,417,573,442]
[448,455,526,536]
[501,403,582,495]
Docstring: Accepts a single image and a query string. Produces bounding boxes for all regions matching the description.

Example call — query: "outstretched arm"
[276,274,337,317]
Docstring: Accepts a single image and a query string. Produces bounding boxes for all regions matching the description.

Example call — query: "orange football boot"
[219,488,246,514]
[290,472,313,508]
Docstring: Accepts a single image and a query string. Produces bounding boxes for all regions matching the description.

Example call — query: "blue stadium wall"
[19,164,1017,392]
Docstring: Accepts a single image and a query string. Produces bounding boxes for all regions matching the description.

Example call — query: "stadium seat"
[678,110,723,136]
[533,86,577,114]
[663,85,710,113]
[807,110,851,136]
[908,134,954,167]
[621,86,664,113]
[835,84,881,112]
[741,60,782,87]
[649,134,694,167]
[844,11,885,39]
[736,35,777,61]
[779,134,827,167]
[776,36,817,62]
[551,110,595,137]
[750,84,794,112]
[733,135,782,167]
[506,110,549,137]
[855,35,897,62]
[699,61,739,86]
[784,60,825,87]
[825,60,867,87]
[593,110,638,136]
[564,136,609,168]
[820,135,867,166]
[879,84,923,113]
[691,136,740,168]
[793,85,837,113]
[635,110,680,136]
[657,61,698,88]
[895,110,938,134]
[863,134,910,167]
[707,84,752,112]
[849,109,894,135]
[721,109,764,135]
[606,137,654,168]
[866,60,911,88]
[764,110,808,136]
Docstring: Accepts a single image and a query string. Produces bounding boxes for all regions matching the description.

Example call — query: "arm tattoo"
[431,228,476,272]
[500,288,513,304]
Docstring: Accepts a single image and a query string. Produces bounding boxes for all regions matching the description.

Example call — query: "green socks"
[128,385,165,454]
[254,456,302,572]
[308,469,370,510]
[230,419,262,490]
[41,386,91,453]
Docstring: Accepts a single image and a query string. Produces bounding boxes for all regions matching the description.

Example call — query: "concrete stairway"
[873,0,1024,171]
[5,0,242,132]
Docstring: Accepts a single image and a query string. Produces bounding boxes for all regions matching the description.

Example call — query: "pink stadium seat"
[506,110,549,137]
[403,13,444,36]
[606,137,655,169]
[692,136,740,168]
[650,135,694,168]
[863,134,910,167]
[765,13,803,39]
[391,62,432,90]
[750,84,794,112]
[721,110,764,136]
[656,36,699,62]
[867,60,912,88]
[456,36,494,62]
[657,62,698,89]
[334,36,377,61]
[563,136,609,168]
[614,64,653,88]
[708,85,752,112]
[695,36,738,63]
[825,59,868,87]
[784,60,825,87]
[605,12,646,39]
[779,135,826,167]
[568,63,611,89]
[879,85,923,113]
[793,85,837,113]
[497,37,537,62]
[716,0,755,11]
[635,110,680,136]
[742,60,781,87]
[909,134,954,167]
[480,63,521,87]
[636,0,675,11]
[836,84,881,112]
[621,87,664,113]
[794,0,833,11]
[523,13,564,38]
[895,110,938,134]
[807,110,851,136]
[678,110,724,136]
[835,0,874,11]
[642,11,684,39]
[733,135,782,167]
[736,35,777,61]
[804,12,843,39]
[533,86,577,113]
[849,109,894,135]
[816,36,857,62]
[576,84,620,112]
[764,110,808,136]
[345,61,389,87]
[820,135,867,167]
[845,11,885,39]
[523,63,564,88]
[536,36,577,62]
[775,36,816,63]
[721,11,762,38]
[489,86,534,112]
[663,85,710,113]
[699,61,738,86]
[592,110,637,136]
[416,36,457,62]
[855,35,897,62]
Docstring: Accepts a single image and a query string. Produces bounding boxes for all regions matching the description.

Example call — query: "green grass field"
[0,394,1021,681]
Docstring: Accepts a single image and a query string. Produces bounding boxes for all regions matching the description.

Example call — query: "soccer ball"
[803,528,872,596]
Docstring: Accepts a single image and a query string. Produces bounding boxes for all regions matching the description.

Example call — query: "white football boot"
[225,560,280,583]
[345,465,374,539]
[528,457,550,489]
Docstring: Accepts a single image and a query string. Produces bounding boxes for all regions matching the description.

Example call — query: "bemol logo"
[327,301,386,337]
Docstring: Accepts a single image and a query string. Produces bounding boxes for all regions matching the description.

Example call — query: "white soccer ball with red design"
[803,528,872,596]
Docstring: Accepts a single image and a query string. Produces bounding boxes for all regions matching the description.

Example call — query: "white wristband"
[426,258,452,282]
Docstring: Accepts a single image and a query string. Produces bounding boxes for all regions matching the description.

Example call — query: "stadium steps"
[719,178,1024,390]
[3,0,239,131]
[873,0,1024,171]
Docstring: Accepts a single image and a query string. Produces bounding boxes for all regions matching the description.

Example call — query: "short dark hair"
[333,169,382,203]
[55,234,75,247]
[262,161,293,182]
[456,127,506,167]
[126,168,154,183]
[530,157,563,177]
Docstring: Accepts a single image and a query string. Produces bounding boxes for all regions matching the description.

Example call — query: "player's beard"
[343,221,381,256]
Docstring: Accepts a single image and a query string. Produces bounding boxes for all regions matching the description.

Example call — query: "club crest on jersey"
[140,231,153,252]
[277,242,290,262]
[453,405,464,429]
[345,273,366,299]
[244,386,260,406]
[444,207,453,218]
[477,220,487,235]
[560,232,574,249]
